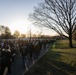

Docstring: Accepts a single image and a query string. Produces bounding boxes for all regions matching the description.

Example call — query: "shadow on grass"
[25,49,76,75]
[44,58,76,75]
[39,50,76,75]
[53,44,76,49]
[57,51,76,56]
[44,50,62,59]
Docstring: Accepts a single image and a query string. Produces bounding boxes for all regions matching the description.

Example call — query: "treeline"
[0,25,76,40]
[0,25,26,39]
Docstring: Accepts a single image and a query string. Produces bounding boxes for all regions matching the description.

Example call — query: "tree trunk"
[69,34,73,48]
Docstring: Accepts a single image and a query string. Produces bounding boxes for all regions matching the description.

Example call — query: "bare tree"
[73,29,76,40]
[0,25,5,34]
[0,26,12,39]
[4,27,11,39]
[20,34,26,38]
[29,0,76,47]
[13,30,20,38]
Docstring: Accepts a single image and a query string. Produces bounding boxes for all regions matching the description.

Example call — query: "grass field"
[25,40,76,75]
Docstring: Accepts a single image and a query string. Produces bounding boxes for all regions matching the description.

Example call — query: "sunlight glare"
[9,19,32,34]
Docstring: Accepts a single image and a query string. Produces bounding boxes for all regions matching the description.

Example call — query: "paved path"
[7,44,51,75]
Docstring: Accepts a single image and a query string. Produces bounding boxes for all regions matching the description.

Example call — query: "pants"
[1,62,11,75]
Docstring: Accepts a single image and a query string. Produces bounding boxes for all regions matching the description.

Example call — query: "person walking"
[1,45,12,75]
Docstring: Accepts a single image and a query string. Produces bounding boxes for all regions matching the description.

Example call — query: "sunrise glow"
[8,19,31,34]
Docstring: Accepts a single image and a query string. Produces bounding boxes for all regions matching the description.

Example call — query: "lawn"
[25,40,76,75]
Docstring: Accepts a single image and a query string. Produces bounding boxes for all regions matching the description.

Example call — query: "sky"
[0,0,57,36]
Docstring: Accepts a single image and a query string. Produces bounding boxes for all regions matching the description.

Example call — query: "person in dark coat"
[1,45,12,75]
[29,42,34,60]
[21,44,28,68]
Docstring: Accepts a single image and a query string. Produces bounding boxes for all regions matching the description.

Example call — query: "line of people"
[0,39,55,75]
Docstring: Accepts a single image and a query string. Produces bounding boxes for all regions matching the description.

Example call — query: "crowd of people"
[0,39,55,75]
